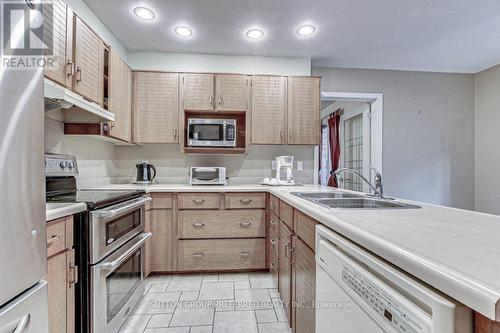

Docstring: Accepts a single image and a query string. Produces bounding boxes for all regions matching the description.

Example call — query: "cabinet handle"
[193,222,205,229]
[76,67,82,84]
[240,199,252,204]
[69,264,78,285]
[192,199,205,205]
[66,59,73,77]
[270,262,275,269]
[289,131,292,142]
[270,239,276,246]
[192,253,204,258]
[270,219,277,226]
[240,222,251,228]
[209,94,213,106]
[46,235,60,246]
[280,130,284,141]
[217,95,222,105]
[240,252,251,258]
[173,128,178,139]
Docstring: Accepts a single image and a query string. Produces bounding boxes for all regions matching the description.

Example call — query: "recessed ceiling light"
[175,26,193,38]
[246,28,264,40]
[296,24,316,37]
[133,7,155,20]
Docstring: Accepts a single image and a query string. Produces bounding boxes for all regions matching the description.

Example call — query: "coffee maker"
[275,156,295,185]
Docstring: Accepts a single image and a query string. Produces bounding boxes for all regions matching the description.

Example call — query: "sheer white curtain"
[319,124,331,185]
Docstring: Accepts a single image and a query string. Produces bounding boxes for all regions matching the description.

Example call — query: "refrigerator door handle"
[12,314,30,333]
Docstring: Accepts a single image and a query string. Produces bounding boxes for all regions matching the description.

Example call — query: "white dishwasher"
[315,225,473,333]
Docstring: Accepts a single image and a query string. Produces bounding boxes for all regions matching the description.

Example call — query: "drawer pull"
[270,262,275,269]
[240,199,252,204]
[193,222,205,229]
[192,253,204,258]
[270,220,277,226]
[270,239,276,246]
[46,235,61,246]
[240,252,251,258]
[240,222,252,228]
[193,199,205,205]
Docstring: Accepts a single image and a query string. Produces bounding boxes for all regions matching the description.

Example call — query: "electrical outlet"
[297,161,303,171]
[271,160,276,170]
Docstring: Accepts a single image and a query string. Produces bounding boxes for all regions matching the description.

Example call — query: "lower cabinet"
[293,237,316,333]
[46,216,76,333]
[145,203,174,273]
[269,228,279,288]
[279,221,294,323]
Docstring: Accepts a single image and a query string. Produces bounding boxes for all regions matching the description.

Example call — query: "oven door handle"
[95,196,151,219]
[98,232,152,271]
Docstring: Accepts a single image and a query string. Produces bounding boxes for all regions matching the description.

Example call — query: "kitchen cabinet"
[182,73,215,111]
[146,195,174,273]
[133,72,180,143]
[279,220,294,323]
[287,77,321,145]
[43,0,73,88]
[251,76,287,144]
[73,16,103,104]
[293,237,316,333]
[475,313,500,333]
[46,216,76,333]
[108,49,132,142]
[269,227,279,288]
[215,74,250,111]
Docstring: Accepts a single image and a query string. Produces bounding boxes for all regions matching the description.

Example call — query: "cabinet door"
[287,77,320,145]
[150,209,173,272]
[294,238,315,333]
[269,229,279,289]
[47,252,67,333]
[251,76,287,144]
[278,221,293,324]
[133,72,179,143]
[73,16,102,104]
[109,50,132,142]
[182,73,214,111]
[43,0,73,87]
[215,75,250,111]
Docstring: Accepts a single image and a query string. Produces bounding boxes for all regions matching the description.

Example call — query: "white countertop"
[82,183,500,320]
[46,202,87,222]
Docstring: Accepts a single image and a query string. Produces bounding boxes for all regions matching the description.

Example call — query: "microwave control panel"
[226,124,235,141]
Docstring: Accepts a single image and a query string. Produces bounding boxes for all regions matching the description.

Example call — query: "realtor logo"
[1,0,55,69]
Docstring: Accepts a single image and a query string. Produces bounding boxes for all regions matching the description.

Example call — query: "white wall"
[313,67,475,209]
[128,52,311,75]
[113,144,315,185]
[474,64,500,215]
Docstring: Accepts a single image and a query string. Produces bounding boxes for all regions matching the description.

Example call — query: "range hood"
[44,78,115,123]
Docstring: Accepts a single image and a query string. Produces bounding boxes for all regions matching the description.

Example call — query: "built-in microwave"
[187,118,236,147]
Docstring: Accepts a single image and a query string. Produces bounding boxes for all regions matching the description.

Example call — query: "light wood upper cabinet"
[251,76,287,144]
[133,72,180,143]
[182,73,215,111]
[215,75,250,111]
[287,77,320,145]
[73,16,102,104]
[108,50,131,142]
[43,0,73,87]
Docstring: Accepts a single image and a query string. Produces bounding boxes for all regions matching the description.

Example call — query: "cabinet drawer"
[270,195,279,216]
[179,210,265,239]
[179,239,266,271]
[295,211,318,250]
[47,219,66,258]
[178,193,220,209]
[270,211,280,237]
[225,193,266,209]
[150,193,173,209]
[280,201,294,230]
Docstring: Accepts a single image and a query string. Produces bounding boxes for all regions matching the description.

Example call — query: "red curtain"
[327,111,341,187]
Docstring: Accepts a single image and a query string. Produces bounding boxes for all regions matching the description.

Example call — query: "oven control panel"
[342,267,428,333]
[45,153,79,177]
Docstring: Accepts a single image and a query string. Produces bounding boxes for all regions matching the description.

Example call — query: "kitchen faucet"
[333,166,384,198]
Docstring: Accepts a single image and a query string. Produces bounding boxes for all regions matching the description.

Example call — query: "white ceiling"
[83,0,500,73]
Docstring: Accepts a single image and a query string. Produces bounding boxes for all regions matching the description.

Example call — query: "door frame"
[314,91,383,185]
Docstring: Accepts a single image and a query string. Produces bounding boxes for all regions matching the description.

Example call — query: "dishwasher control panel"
[342,266,427,333]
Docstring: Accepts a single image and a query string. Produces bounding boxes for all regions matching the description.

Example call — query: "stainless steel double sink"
[291,191,422,210]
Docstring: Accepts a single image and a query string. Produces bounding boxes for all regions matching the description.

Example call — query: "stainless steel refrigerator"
[0,1,49,331]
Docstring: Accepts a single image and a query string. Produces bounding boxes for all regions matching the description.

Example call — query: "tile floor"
[119,272,292,333]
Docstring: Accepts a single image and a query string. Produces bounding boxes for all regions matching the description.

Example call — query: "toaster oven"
[189,167,227,185]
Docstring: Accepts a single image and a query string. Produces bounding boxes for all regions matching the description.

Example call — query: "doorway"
[316,92,383,192]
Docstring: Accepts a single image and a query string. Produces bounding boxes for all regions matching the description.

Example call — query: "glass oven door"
[92,232,151,333]
[90,196,150,264]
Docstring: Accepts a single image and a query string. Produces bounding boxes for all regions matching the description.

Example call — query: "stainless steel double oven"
[89,195,151,333]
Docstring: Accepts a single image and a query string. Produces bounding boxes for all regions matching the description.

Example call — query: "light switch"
[297,161,303,171]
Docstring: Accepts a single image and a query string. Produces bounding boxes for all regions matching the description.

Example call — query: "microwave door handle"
[95,196,151,219]
[99,232,152,271]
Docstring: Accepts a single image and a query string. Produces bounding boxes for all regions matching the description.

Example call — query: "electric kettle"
[136,161,156,184]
